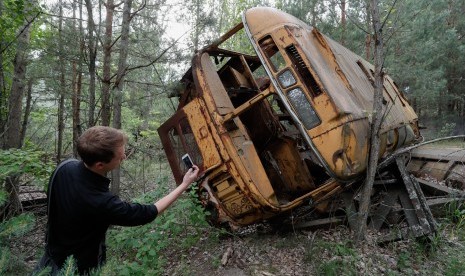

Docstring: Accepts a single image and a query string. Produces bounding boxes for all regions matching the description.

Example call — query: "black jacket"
[46,160,158,274]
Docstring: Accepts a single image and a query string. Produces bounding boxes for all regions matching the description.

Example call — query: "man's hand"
[181,165,200,188]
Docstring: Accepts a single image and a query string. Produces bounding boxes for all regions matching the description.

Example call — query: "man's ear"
[94,162,106,170]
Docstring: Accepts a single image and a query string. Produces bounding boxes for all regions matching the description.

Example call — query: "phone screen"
[182,154,194,169]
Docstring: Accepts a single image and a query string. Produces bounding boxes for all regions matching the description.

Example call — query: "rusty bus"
[158,7,465,234]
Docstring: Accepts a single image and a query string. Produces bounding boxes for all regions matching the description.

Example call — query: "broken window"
[259,36,286,72]
[287,88,321,129]
[278,69,296,88]
[168,127,184,171]
[166,118,203,174]
[179,118,203,169]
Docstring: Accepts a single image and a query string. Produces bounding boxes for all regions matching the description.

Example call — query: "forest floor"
[162,221,465,276]
[16,206,465,276]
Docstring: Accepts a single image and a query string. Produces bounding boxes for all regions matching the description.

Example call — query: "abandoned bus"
[158,7,422,227]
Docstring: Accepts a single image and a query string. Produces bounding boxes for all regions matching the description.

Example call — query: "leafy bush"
[104,178,212,275]
[0,148,54,274]
[0,148,54,189]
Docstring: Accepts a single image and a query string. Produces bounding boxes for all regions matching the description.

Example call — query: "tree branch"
[0,11,41,55]
[379,135,465,169]
[125,29,190,73]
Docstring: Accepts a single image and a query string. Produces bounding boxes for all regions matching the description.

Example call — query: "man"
[35,126,199,274]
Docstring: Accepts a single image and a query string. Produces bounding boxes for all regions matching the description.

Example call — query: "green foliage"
[305,239,358,275]
[220,28,255,55]
[0,0,463,273]
[445,201,465,241]
[0,213,35,275]
[61,256,78,276]
[33,266,52,276]
[0,148,53,274]
[0,148,54,189]
[319,258,356,276]
[383,0,465,133]
[24,108,61,153]
[445,258,465,276]
[0,212,34,240]
[439,123,457,138]
[396,250,411,270]
[0,0,42,86]
[0,189,6,206]
[103,178,211,275]
[0,0,31,43]
[0,247,13,275]
[33,256,80,276]
[211,255,222,269]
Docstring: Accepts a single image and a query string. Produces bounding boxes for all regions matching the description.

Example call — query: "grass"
[306,239,358,276]
[445,257,465,276]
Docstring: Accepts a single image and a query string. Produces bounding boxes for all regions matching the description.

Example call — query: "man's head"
[77,126,128,172]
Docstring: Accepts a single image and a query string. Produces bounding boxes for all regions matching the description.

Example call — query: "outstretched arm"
[154,165,199,214]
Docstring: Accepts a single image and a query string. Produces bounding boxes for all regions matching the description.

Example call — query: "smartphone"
[182,153,194,169]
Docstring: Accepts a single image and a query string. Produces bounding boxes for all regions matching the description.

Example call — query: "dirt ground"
[162,221,465,276]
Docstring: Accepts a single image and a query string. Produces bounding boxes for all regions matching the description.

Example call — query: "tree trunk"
[365,3,372,61]
[310,0,317,27]
[85,0,97,127]
[5,25,31,149]
[193,0,200,51]
[3,14,32,218]
[57,0,66,162]
[462,95,465,131]
[354,0,385,242]
[0,0,5,138]
[101,0,115,126]
[111,0,133,195]
[72,0,84,156]
[20,78,33,147]
[340,0,346,45]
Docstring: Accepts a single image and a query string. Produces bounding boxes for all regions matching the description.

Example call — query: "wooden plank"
[373,179,398,185]
[411,176,437,232]
[415,177,460,196]
[294,216,345,230]
[369,189,399,230]
[396,157,435,235]
[410,148,465,163]
[342,192,358,230]
[397,190,421,231]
